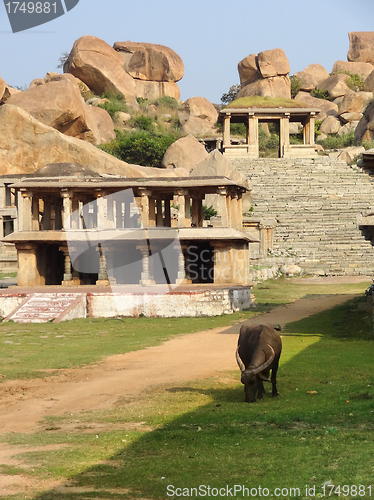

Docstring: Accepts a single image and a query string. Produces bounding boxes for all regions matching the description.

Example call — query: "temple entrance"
[43,244,64,285]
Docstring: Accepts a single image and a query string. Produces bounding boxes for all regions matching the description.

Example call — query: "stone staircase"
[4,293,86,323]
[232,157,374,276]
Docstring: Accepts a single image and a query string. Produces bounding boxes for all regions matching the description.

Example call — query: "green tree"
[221,84,241,104]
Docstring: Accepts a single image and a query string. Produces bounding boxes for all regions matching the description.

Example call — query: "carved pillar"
[32,194,39,231]
[60,246,74,285]
[62,190,73,229]
[139,188,151,227]
[137,244,155,286]
[96,244,110,286]
[175,189,187,228]
[280,113,290,157]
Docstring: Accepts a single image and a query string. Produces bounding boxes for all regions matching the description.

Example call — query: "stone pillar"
[248,114,259,156]
[96,244,110,286]
[191,196,203,227]
[71,197,80,229]
[184,194,191,227]
[308,113,316,145]
[215,188,229,227]
[164,196,172,227]
[222,114,231,147]
[280,113,290,157]
[95,191,106,229]
[42,197,52,230]
[106,196,115,229]
[156,198,163,226]
[31,195,39,231]
[139,188,151,227]
[62,190,73,229]
[60,246,74,285]
[16,243,44,286]
[212,242,232,284]
[230,191,240,229]
[175,245,186,285]
[175,190,187,228]
[124,197,131,228]
[137,244,155,286]
[21,191,32,231]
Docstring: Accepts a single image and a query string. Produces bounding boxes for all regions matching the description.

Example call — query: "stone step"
[4,293,85,323]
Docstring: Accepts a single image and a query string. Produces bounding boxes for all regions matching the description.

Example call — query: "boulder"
[280,265,302,276]
[6,78,114,145]
[348,32,374,64]
[257,48,290,78]
[337,146,365,163]
[191,149,249,188]
[319,115,342,135]
[294,64,330,91]
[237,76,291,99]
[354,101,374,144]
[113,41,184,82]
[44,72,60,82]
[338,91,373,116]
[316,74,351,99]
[0,76,7,102]
[0,104,189,177]
[178,97,218,125]
[133,79,180,100]
[238,54,261,87]
[191,149,251,213]
[364,70,374,92]
[64,35,136,102]
[161,135,208,170]
[180,117,217,137]
[337,121,359,135]
[47,73,91,95]
[332,60,374,78]
[0,84,19,104]
[29,78,45,89]
[295,91,339,120]
[339,113,362,124]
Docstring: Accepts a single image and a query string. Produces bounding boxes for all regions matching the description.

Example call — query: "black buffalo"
[236,324,282,403]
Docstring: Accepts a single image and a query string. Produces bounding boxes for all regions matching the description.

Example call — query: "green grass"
[0,278,373,499]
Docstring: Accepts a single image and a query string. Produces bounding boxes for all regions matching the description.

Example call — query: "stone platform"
[0,284,253,323]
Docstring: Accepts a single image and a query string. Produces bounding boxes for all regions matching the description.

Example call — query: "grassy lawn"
[0,277,373,499]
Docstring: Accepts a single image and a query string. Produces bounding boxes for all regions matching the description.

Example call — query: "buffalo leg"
[257,381,265,400]
[271,358,280,397]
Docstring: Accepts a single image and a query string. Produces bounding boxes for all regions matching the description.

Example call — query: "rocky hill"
[1,32,374,177]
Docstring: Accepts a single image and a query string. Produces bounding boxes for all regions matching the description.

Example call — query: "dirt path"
[0,293,357,435]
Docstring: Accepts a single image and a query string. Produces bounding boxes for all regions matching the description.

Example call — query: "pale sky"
[1,0,374,103]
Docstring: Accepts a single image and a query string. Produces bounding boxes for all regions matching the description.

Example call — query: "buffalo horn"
[252,345,275,376]
[235,346,245,372]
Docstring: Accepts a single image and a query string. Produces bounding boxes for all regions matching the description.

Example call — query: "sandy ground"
[0,289,363,497]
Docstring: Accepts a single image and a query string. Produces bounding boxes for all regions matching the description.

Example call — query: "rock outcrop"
[354,101,374,144]
[161,135,208,170]
[6,78,115,145]
[178,97,218,137]
[332,60,374,78]
[348,32,374,64]
[294,64,330,91]
[64,35,182,102]
[0,104,188,177]
[113,41,184,82]
[237,48,291,99]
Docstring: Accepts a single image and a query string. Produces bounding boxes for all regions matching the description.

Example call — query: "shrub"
[136,97,149,108]
[361,139,374,150]
[98,91,128,117]
[129,115,155,132]
[310,88,330,100]
[99,130,178,168]
[332,70,365,91]
[290,75,302,98]
[317,131,355,149]
[153,96,179,109]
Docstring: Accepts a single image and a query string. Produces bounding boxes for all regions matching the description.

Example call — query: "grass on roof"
[225,95,308,109]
